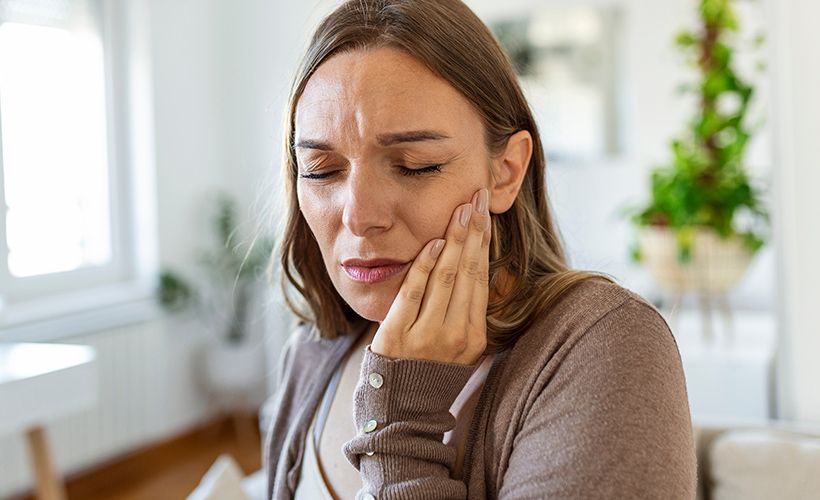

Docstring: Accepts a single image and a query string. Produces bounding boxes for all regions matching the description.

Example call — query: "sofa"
[694,420,820,500]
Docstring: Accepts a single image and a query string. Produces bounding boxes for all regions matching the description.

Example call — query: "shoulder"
[275,319,367,392]
[518,278,672,357]
[492,280,696,497]
[265,321,351,445]
[496,278,680,403]
[546,277,662,328]
[277,321,343,383]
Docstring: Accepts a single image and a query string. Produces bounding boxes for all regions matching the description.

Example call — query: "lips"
[341,258,410,284]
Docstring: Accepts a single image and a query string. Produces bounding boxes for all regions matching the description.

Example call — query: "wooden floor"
[15,413,263,500]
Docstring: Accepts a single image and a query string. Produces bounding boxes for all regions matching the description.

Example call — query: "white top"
[293,352,497,498]
[293,406,336,500]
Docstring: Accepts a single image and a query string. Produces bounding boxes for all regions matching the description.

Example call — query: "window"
[0,0,155,336]
[1,20,113,274]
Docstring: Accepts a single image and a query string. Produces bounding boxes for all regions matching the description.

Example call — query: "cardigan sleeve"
[497,299,697,499]
[342,346,477,500]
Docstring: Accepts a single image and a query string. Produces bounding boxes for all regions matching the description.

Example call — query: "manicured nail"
[430,239,445,259]
[477,188,488,215]
[459,204,472,227]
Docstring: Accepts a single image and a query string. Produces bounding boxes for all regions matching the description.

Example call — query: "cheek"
[417,203,458,239]
[297,186,336,253]
[410,205,452,241]
[406,183,483,239]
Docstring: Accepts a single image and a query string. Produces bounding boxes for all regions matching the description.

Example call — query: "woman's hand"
[370,188,491,365]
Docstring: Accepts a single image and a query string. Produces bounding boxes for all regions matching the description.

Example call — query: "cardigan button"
[368,372,384,388]
[363,419,378,433]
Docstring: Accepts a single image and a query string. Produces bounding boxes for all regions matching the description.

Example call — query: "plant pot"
[637,226,754,294]
[203,339,266,396]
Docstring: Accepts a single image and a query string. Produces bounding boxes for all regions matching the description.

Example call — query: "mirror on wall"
[489,6,622,163]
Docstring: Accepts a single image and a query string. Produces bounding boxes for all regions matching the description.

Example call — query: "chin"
[327,264,406,323]
[339,284,400,323]
[347,295,391,323]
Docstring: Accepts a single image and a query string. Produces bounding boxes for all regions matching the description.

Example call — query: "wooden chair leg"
[25,426,67,500]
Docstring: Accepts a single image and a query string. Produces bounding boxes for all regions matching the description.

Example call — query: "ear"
[489,130,533,214]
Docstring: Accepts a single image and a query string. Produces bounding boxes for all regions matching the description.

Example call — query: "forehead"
[295,46,482,143]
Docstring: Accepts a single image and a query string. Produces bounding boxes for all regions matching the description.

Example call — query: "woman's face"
[294,47,494,322]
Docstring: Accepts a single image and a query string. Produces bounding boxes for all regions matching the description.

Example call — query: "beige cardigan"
[264,280,697,499]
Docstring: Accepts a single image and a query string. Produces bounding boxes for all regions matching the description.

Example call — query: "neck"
[355,321,379,349]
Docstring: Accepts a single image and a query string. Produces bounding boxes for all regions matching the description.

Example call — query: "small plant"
[157,194,274,343]
[626,0,769,263]
[158,270,195,312]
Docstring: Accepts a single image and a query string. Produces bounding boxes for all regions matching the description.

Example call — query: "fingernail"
[477,189,489,215]
[430,239,445,259]
[459,204,472,227]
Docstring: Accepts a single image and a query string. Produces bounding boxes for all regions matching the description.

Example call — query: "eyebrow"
[294,130,451,151]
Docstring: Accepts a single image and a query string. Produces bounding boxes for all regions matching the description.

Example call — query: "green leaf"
[676,30,699,48]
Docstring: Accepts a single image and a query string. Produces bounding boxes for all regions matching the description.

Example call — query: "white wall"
[206,0,336,392]
[770,0,820,422]
[150,0,230,272]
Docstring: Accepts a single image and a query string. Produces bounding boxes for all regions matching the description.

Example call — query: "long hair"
[278,0,614,351]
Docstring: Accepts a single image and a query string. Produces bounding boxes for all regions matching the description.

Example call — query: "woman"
[265,0,697,498]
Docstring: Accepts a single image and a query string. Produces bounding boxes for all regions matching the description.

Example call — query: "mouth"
[341,258,410,284]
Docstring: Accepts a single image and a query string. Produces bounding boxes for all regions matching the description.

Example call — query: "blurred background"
[0,0,818,499]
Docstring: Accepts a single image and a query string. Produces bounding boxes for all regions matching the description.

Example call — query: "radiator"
[0,316,211,498]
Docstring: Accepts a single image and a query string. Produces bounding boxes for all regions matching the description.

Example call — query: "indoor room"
[1,0,818,499]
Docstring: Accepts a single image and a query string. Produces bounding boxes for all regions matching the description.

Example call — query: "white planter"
[638,226,755,294]
[204,340,266,396]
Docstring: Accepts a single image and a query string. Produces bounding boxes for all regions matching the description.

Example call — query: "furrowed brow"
[376,130,451,147]
[294,130,451,151]
[294,139,333,151]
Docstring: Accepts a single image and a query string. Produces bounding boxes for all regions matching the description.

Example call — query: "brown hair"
[278,0,614,351]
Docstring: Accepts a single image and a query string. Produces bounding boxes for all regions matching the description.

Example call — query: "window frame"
[0,0,160,341]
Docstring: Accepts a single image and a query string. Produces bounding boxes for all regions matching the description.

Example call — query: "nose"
[341,167,393,237]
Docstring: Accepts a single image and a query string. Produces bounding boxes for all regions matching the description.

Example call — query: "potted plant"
[626,0,769,302]
[158,193,274,401]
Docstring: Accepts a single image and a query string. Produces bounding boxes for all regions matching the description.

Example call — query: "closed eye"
[299,171,336,180]
[299,164,443,180]
[398,164,443,176]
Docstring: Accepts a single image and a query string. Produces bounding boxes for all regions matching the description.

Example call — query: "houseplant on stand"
[626,0,769,343]
[158,193,274,442]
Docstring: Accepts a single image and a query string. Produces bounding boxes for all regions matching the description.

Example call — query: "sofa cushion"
[710,429,820,500]
[187,454,250,500]
[241,469,267,500]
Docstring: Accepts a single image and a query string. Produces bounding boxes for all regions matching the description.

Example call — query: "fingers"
[376,187,491,364]
[382,238,445,331]
[468,190,491,345]
[446,188,491,331]
[416,201,473,323]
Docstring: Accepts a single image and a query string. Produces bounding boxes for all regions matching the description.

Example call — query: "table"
[0,343,97,500]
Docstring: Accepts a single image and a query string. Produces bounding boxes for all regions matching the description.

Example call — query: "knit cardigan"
[264,280,697,499]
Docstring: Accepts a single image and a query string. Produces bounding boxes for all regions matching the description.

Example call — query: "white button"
[361,493,376,500]
[363,419,378,433]
[365,450,375,456]
[368,372,384,388]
